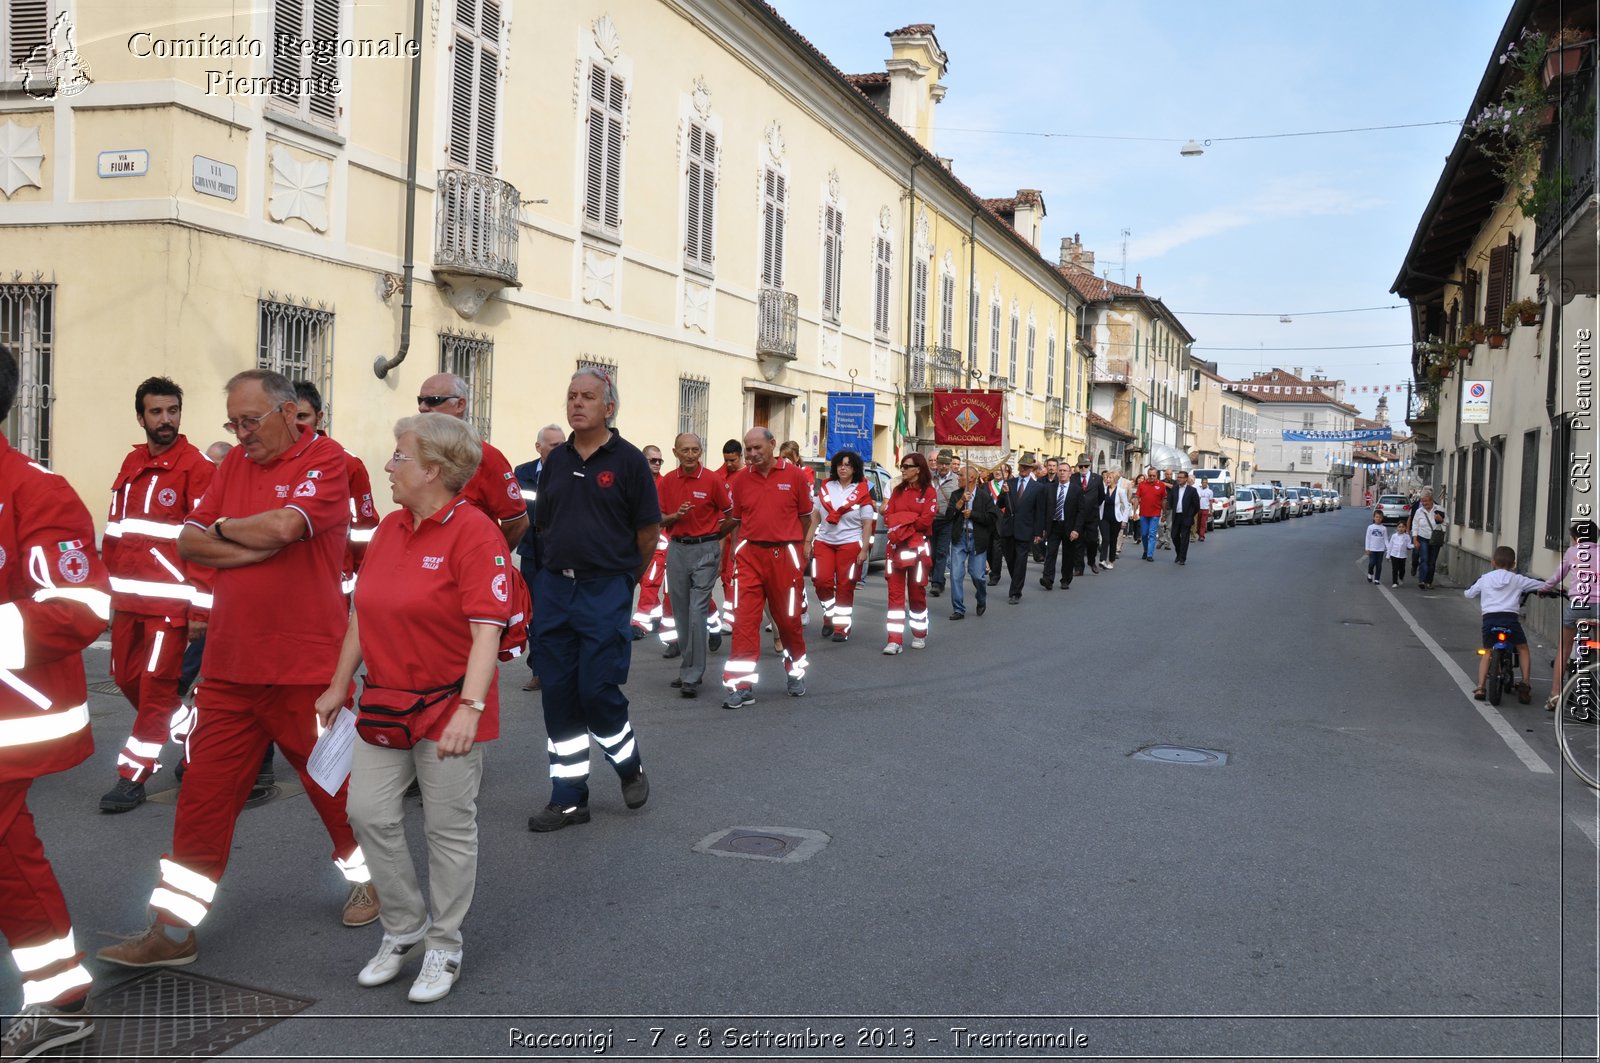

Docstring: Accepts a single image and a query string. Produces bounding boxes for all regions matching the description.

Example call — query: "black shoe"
[821,618,834,637]
[709,634,722,652]
[831,632,848,643]
[976,602,986,616]
[1178,560,1186,565]
[662,643,681,659]
[948,611,964,621]
[99,777,146,813]
[1039,579,1052,590]
[1144,556,1154,562]
[528,803,590,832]
[927,586,942,597]
[1007,595,1020,604]
[621,770,649,809]
[670,678,683,688]
[1090,566,1101,574]
[680,683,699,699]
[631,626,648,641]
[987,578,1001,586]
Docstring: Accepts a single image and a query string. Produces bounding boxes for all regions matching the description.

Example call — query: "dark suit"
[514,458,543,670]
[1043,472,1107,586]
[1169,482,1201,564]
[946,485,997,555]
[1000,474,1050,599]
[1070,472,1106,577]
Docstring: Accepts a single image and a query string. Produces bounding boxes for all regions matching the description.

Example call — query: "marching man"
[100,377,214,813]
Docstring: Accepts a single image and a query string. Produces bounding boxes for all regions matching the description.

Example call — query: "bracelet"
[458,697,487,712]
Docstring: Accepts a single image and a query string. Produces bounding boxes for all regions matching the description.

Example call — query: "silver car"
[1233,487,1261,525]
[1250,484,1284,522]
[1377,493,1412,525]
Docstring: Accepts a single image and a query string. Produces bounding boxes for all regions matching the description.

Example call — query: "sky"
[780,0,1515,422]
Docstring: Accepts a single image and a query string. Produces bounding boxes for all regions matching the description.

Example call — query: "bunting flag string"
[1282,428,1393,442]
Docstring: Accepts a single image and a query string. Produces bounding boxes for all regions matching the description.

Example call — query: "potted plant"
[1542,28,1593,87]
[1466,321,1488,344]
[1487,328,1508,349]
[1504,297,1542,328]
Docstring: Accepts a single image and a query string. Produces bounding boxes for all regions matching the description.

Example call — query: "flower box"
[1487,332,1508,349]
[1543,42,1590,87]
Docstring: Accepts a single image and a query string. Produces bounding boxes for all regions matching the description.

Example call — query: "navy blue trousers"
[531,570,642,806]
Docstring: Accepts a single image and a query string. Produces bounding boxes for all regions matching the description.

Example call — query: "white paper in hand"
[308,708,357,796]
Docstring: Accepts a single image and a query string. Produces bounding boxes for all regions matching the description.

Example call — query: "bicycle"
[1478,594,1533,707]
[1555,616,1600,790]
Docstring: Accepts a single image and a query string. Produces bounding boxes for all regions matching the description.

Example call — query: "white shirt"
[1365,524,1389,551]
[1386,530,1412,559]
[1464,569,1546,614]
[1197,485,1214,508]
[815,479,875,546]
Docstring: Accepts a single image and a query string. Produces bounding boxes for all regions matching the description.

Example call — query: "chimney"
[884,24,949,152]
[1134,273,1142,291]
[1011,189,1044,250]
[1057,232,1095,272]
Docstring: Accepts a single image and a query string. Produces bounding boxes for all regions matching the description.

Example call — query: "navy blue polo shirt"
[535,430,662,577]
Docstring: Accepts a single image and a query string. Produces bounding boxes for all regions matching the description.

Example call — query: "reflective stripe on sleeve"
[20,964,91,1007]
[123,736,164,760]
[0,602,22,669]
[349,527,376,544]
[11,932,75,974]
[33,587,113,621]
[109,578,193,604]
[335,848,371,884]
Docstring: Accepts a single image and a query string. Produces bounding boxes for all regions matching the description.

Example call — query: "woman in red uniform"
[882,452,937,654]
[315,414,514,1006]
[810,450,875,642]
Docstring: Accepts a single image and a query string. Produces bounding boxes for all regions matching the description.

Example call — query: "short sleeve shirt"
[188,430,351,684]
[461,440,525,524]
[536,430,662,576]
[657,466,732,539]
[353,498,510,741]
[729,459,815,542]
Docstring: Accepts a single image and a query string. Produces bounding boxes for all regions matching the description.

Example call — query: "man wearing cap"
[1068,455,1106,578]
[998,454,1049,605]
[926,450,958,598]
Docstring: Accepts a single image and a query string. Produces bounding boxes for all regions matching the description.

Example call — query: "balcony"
[1532,58,1598,299]
[987,373,1013,392]
[1329,462,1355,480]
[755,286,798,379]
[909,346,965,392]
[433,169,522,318]
[1043,397,1064,432]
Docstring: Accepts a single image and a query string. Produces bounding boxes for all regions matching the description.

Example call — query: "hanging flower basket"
[1487,331,1508,349]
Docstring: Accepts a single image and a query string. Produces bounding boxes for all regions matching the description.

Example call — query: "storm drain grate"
[53,969,311,1062]
[88,680,123,696]
[694,826,830,863]
[1132,744,1229,766]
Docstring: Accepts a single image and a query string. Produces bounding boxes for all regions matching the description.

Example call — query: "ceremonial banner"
[932,389,1004,446]
[1281,427,1393,442]
[825,392,874,462]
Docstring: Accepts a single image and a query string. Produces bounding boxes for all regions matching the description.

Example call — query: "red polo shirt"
[729,459,814,542]
[461,440,525,525]
[353,498,510,741]
[658,465,732,539]
[1134,478,1168,518]
[188,430,351,684]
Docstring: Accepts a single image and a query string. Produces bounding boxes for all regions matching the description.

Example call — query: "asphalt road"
[8,507,1597,1062]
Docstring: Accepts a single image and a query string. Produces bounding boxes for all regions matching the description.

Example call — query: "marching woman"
[810,450,876,643]
[882,452,938,654]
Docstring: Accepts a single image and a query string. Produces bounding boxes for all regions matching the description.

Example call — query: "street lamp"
[1179,139,1205,157]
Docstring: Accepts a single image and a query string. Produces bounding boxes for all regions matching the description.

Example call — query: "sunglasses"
[648,458,664,466]
[417,394,457,407]
[900,462,918,469]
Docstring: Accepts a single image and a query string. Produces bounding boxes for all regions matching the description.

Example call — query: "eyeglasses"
[647,458,664,466]
[417,394,458,407]
[390,450,416,463]
[900,462,917,469]
[222,413,272,435]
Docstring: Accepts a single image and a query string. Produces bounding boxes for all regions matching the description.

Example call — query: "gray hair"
[675,431,704,450]
[747,426,775,443]
[440,373,470,401]
[571,368,619,424]
[538,423,564,443]
[225,368,297,407]
[395,413,482,494]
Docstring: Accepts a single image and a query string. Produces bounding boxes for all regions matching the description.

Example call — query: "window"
[1548,418,1573,550]
[1045,334,1056,397]
[1024,319,1036,394]
[968,286,979,362]
[678,376,709,442]
[258,297,334,431]
[5,0,51,82]
[872,236,891,340]
[1453,449,1467,526]
[1469,442,1486,529]
[1487,436,1504,532]
[684,123,717,274]
[440,332,493,439]
[1484,237,1516,329]
[575,357,618,428]
[910,258,928,349]
[1007,306,1019,382]
[0,282,53,465]
[1302,412,1315,430]
[583,59,626,235]
[988,299,1001,375]
[938,271,955,350]
[820,203,843,323]
[272,0,341,127]
[759,168,786,288]
[1300,447,1314,466]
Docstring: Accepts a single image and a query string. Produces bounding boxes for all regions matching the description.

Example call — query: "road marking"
[89,640,109,650]
[1380,585,1553,774]
[1573,810,1599,849]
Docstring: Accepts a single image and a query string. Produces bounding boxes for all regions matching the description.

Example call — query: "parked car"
[1291,487,1313,515]
[802,457,894,568]
[1192,468,1235,528]
[1313,488,1331,512]
[1233,487,1261,525]
[1377,493,1412,525]
[1249,484,1284,522]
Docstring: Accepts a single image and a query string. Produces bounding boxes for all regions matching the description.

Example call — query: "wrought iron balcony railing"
[756,287,798,359]
[1534,56,1597,264]
[1044,397,1064,431]
[909,346,964,391]
[434,170,521,285]
[987,373,1012,392]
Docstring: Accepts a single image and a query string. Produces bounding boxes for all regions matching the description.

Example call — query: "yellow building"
[1189,362,1259,478]
[0,2,1085,516]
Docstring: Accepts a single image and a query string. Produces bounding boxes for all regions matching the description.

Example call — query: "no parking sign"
[1462,381,1491,423]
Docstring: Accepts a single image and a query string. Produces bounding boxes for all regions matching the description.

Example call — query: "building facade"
[1233,369,1359,493]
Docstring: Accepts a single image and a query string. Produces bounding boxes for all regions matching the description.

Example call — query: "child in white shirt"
[1386,518,1412,588]
[1464,545,1548,702]
[1363,510,1388,584]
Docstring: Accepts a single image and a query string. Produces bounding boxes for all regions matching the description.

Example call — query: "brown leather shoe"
[342,882,381,927]
[96,924,197,968]
[522,676,541,691]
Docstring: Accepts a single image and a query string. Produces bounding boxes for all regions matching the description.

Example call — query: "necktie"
[1056,485,1065,520]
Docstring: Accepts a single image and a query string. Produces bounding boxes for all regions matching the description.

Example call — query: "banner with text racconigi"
[932,389,1004,446]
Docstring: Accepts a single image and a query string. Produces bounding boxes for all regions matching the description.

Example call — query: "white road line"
[1572,810,1600,849]
[89,640,109,650]
[1381,585,1553,774]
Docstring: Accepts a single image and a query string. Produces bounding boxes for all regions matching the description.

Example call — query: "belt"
[671,533,721,545]
[744,540,797,548]
[554,567,624,581]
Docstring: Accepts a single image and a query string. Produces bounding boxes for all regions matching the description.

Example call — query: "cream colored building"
[1189,362,1259,479]
[0,1,1086,522]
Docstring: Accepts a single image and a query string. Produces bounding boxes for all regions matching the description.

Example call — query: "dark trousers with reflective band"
[532,570,642,808]
[110,612,188,782]
[0,779,90,1007]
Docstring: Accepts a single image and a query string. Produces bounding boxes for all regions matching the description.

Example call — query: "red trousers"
[631,537,668,630]
[151,680,365,930]
[810,540,862,635]
[110,612,188,782]
[0,779,90,1007]
[719,537,736,633]
[722,542,808,691]
[1196,510,1210,540]
[886,537,931,644]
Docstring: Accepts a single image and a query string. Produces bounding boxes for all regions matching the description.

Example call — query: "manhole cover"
[694,826,830,863]
[1340,619,1373,626]
[55,969,311,1062]
[1132,744,1229,766]
[146,779,304,810]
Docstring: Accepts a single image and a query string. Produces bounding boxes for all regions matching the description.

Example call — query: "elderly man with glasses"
[416,373,527,551]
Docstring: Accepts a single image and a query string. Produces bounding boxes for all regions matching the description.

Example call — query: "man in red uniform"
[0,346,108,1059]
[721,428,815,709]
[712,439,742,638]
[293,381,379,594]
[98,369,377,971]
[658,433,734,698]
[417,372,527,549]
[630,445,669,641]
[100,377,214,813]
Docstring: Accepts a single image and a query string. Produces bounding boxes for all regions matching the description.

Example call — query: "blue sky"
[782,1,1514,420]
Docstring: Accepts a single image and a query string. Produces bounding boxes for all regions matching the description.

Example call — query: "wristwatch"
[212,517,234,543]
[458,697,487,713]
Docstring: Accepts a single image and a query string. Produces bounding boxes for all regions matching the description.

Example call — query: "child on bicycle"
[1387,517,1412,588]
[1538,519,1600,710]
[1465,545,1546,703]
[1364,509,1388,584]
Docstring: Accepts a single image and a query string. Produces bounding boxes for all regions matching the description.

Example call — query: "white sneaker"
[357,919,431,987]
[882,643,902,655]
[911,637,926,649]
[1103,562,1114,569]
[408,948,462,1003]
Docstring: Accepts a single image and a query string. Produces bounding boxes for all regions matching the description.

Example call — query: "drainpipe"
[967,207,978,377]
[903,156,924,447]
[374,0,426,380]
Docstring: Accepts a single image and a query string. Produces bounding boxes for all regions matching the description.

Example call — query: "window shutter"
[449,38,477,167]
[603,74,625,229]
[584,68,608,225]
[698,132,716,265]
[1463,268,1479,327]
[8,0,49,71]
[272,0,304,100]
[1484,243,1511,328]
[772,174,785,288]
[307,0,340,121]
[684,130,704,266]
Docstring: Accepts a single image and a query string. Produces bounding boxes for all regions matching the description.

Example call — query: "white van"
[1191,468,1235,528]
